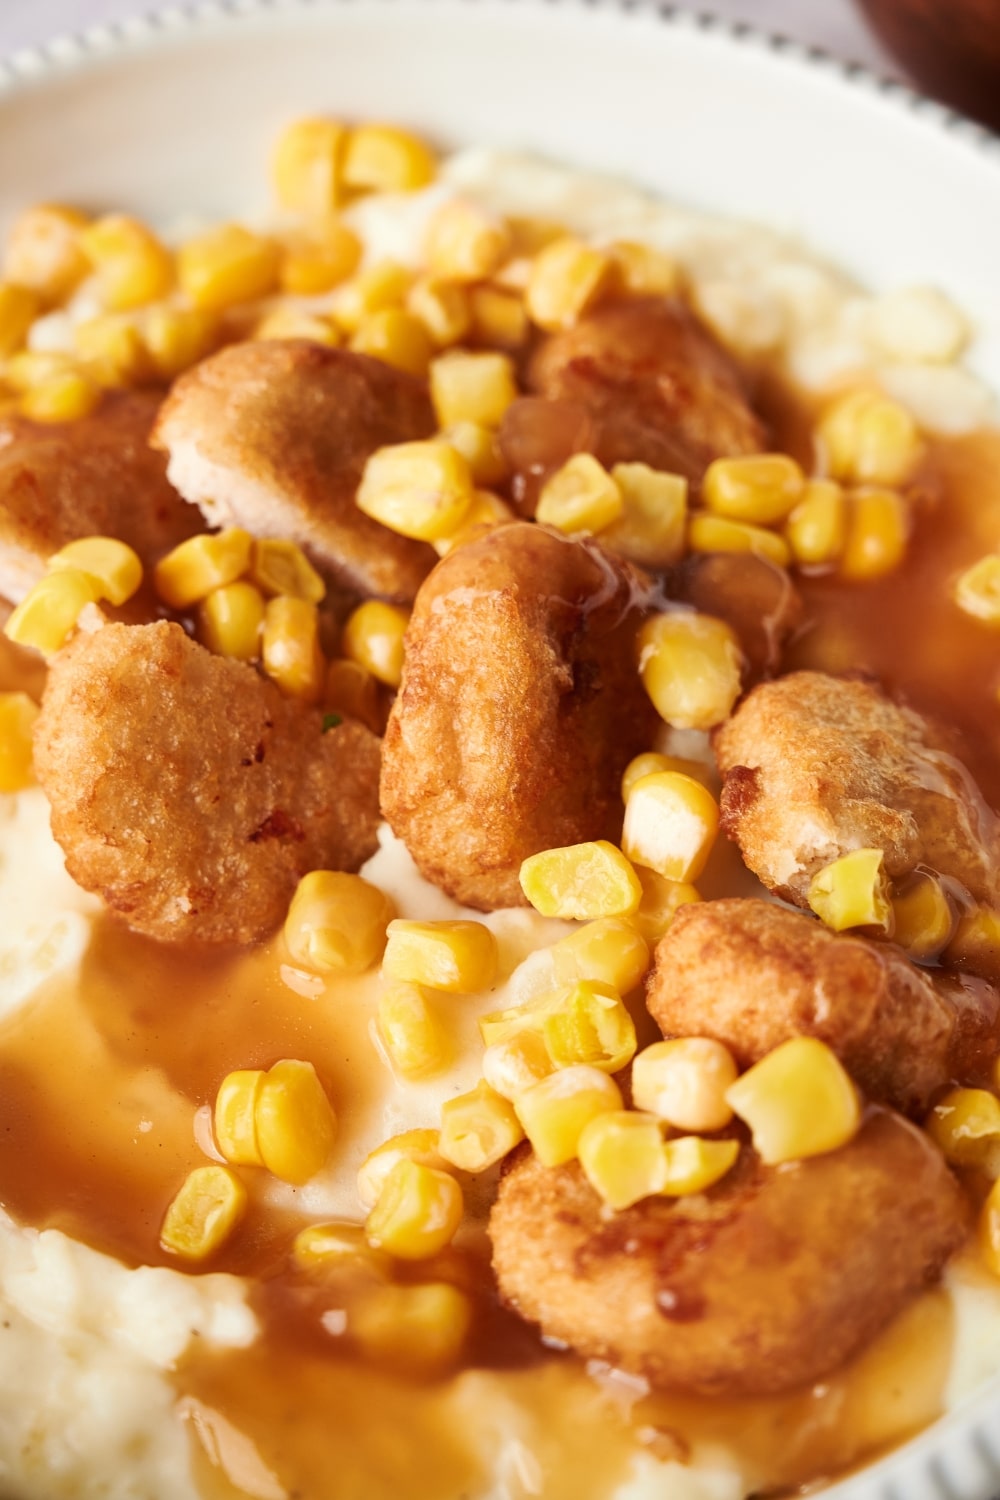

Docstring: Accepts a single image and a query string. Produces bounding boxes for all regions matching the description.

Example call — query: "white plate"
[2,3,1000,1497]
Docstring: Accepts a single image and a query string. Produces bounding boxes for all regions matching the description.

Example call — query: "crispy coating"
[716,671,1000,906]
[152,340,437,603]
[490,1110,966,1397]
[34,621,381,945]
[380,522,660,910]
[675,551,804,678]
[646,898,1000,1114]
[0,391,200,605]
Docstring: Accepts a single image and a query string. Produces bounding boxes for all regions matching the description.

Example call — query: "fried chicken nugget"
[490,1110,966,1397]
[152,340,437,604]
[646,898,999,1115]
[716,671,1000,907]
[380,522,660,910]
[34,621,381,944]
[0,391,200,604]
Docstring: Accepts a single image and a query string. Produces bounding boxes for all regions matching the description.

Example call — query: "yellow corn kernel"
[377,982,449,1077]
[154,529,252,611]
[356,439,474,541]
[514,1064,623,1168]
[478,991,560,1049]
[632,1038,738,1132]
[159,1164,247,1261]
[621,752,714,802]
[0,283,40,357]
[622,771,720,884]
[19,368,100,423]
[535,453,623,535]
[945,905,1000,978]
[262,595,325,702]
[198,581,265,661]
[608,240,679,298]
[0,692,39,792]
[631,865,702,947]
[439,1081,525,1172]
[340,600,409,688]
[525,237,611,332]
[660,1136,740,1196]
[73,315,155,389]
[357,1129,449,1210]
[542,980,637,1074]
[637,611,743,732]
[519,841,641,921]
[703,453,804,526]
[4,569,102,656]
[688,513,791,569]
[430,350,518,430]
[5,350,79,392]
[3,204,89,305]
[280,222,361,295]
[144,305,220,381]
[48,537,142,607]
[785,479,847,568]
[407,276,471,348]
[213,1068,266,1167]
[254,307,342,346]
[891,871,955,960]
[79,215,173,312]
[725,1037,861,1166]
[817,388,922,487]
[926,1087,1000,1168]
[808,847,892,933]
[284,869,394,975]
[839,487,909,582]
[468,285,529,349]
[178,225,281,312]
[980,1180,1000,1278]
[351,308,433,377]
[334,261,413,334]
[255,1058,337,1185]
[351,1281,472,1374]
[292,1220,391,1278]
[249,539,325,604]
[365,1159,463,1260]
[342,123,436,193]
[600,463,688,569]
[954,555,1000,625]
[382,918,498,993]
[550,917,650,995]
[432,488,515,557]
[482,1030,555,1101]
[424,199,511,283]
[578,1110,669,1210]
[324,658,381,733]
[506,217,568,260]
[272,117,347,213]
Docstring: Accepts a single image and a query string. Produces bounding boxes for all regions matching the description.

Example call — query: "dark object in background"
[855,0,1000,132]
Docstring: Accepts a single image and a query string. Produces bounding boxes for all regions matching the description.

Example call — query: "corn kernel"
[0,692,39,792]
[357,1129,450,1210]
[324,658,382,733]
[703,453,803,526]
[622,771,720,884]
[632,866,701,947]
[213,1069,266,1167]
[197,581,265,660]
[351,1281,471,1374]
[578,1110,669,1210]
[482,1030,554,1100]
[514,1064,623,1168]
[80,215,173,313]
[637,611,743,732]
[377,982,449,1077]
[785,479,847,568]
[549,917,650,995]
[688,513,792,569]
[542,980,637,1074]
[0,283,39,357]
[891,871,955,960]
[432,488,515,556]
[926,1087,1000,1168]
[343,124,436,193]
[519,841,641,921]
[153,528,252,610]
[5,350,79,392]
[725,1037,861,1166]
[839,487,909,582]
[365,1159,463,1260]
[424,199,511,283]
[808,847,892,933]
[357,439,474,542]
[280,221,361,295]
[48,537,142,607]
[255,1058,337,1185]
[19,369,100,423]
[608,241,679,298]
[437,423,507,489]
[478,992,560,1049]
[600,464,688,569]
[621,752,714,802]
[817,388,922,487]
[632,1038,738,1132]
[234,546,318,614]
[144,305,220,381]
[430,350,518,430]
[439,1081,525,1172]
[272,117,347,213]
[254,308,342,346]
[334,261,413,334]
[536,453,623,535]
[73,315,155,389]
[382,918,498,993]
[160,1164,247,1261]
[507,217,568,258]
[178,224,281,312]
[407,276,471,347]
[3,204,89,305]
[954,555,1000,625]
[284,869,394,975]
[4,569,102,656]
[292,1220,391,1278]
[350,308,432,377]
[339,600,408,688]
[979,1180,1000,1278]
[945,905,1000,978]
[525,237,611,332]
[261,595,325,702]
[468,285,529,349]
[660,1136,740,1196]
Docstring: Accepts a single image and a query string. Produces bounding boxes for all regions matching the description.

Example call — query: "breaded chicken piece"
[34,621,381,945]
[152,341,437,604]
[490,1110,965,1397]
[0,391,200,604]
[646,899,999,1114]
[716,671,1000,907]
[676,551,804,678]
[380,522,660,910]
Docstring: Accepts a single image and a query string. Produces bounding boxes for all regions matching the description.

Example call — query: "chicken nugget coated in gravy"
[34,621,381,945]
[490,1110,966,1398]
[716,671,1000,908]
[380,522,661,910]
[152,340,437,603]
[647,898,999,1115]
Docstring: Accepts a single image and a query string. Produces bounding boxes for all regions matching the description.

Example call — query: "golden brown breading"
[152,340,437,603]
[716,671,1000,907]
[676,551,804,678]
[379,522,660,910]
[0,391,200,604]
[490,1110,966,1398]
[34,621,381,945]
[646,898,999,1114]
